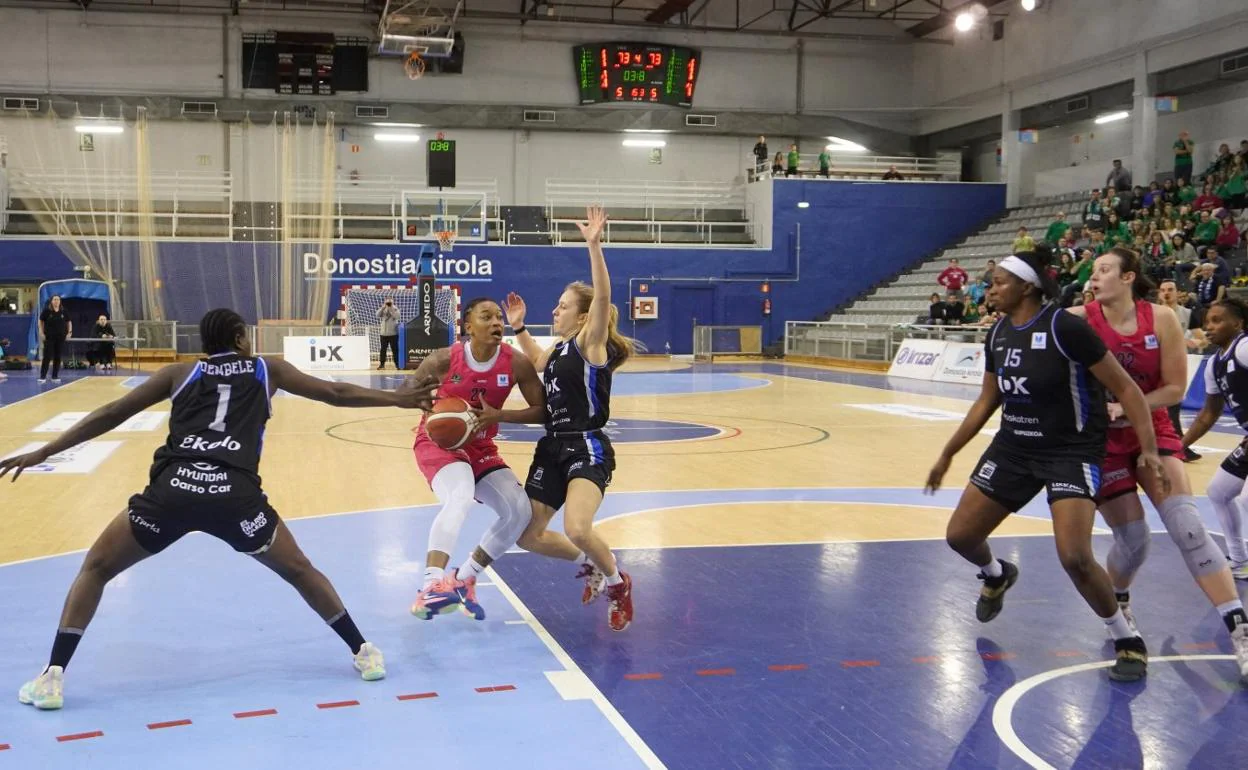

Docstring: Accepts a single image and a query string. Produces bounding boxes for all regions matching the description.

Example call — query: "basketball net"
[404,51,426,80]
[436,229,456,252]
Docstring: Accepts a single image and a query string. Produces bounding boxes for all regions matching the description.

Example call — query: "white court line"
[486,566,666,770]
[0,376,87,412]
[991,654,1236,770]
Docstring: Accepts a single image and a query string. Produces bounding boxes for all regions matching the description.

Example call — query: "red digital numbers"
[650,87,658,100]
[615,86,624,98]
[616,50,631,67]
[600,48,607,68]
[600,70,608,89]
[647,52,662,68]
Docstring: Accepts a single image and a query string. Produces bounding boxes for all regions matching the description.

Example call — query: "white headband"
[999,255,1041,287]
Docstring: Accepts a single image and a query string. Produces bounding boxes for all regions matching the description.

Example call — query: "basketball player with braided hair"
[1,308,439,710]
[494,205,636,631]
[406,297,588,621]
[926,245,1165,680]
[1071,247,1248,682]
[1185,297,1248,584]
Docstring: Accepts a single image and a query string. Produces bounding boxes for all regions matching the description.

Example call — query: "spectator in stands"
[1057,251,1077,290]
[1239,139,1248,165]
[961,297,980,325]
[1206,143,1235,179]
[1195,245,1232,283]
[752,136,768,175]
[1012,227,1034,253]
[376,298,400,370]
[1044,212,1070,245]
[772,152,785,177]
[38,294,70,384]
[944,295,964,325]
[1161,178,1180,205]
[937,258,968,299]
[927,293,949,325]
[1194,181,1224,213]
[1194,209,1221,248]
[1142,231,1172,282]
[818,147,831,178]
[1082,189,1106,230]
[1106,159,1132,192]
[1174,130,1194,184]
[980,259,996,287]
[882,165,904,181]
[87,314,116,371]
[1171,232,1198,272]
[1177,177,1197,204]
[1216,154,1246,210]
[1104,213,1129,247]
[1070,225,1092,252]
[1089,229,1108,254]
[1216,215,1241,254]
[1141,181,1164,209]
[786,144,800,177]
[1194,262,1228,306]
[967,275,985,305]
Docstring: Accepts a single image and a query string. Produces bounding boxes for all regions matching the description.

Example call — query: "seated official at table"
[87,314,117,371]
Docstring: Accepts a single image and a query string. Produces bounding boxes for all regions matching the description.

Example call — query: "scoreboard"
[574,43,701,108]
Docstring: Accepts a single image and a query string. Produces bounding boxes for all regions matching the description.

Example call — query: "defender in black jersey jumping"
[503,206,636,631]
[0,309,438,710]
[925,245,1166,681]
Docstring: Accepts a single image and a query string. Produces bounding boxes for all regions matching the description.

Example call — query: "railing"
[547,217,755,246]
[752,154,962,182]
[5,168,233,240]
[545,178,748,220]
[785,320,989,362]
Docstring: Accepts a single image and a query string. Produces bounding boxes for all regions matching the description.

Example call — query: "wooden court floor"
[3,358,1242,568]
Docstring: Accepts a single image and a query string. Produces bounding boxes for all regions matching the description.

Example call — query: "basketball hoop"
[404,51,426,80]
[435,230,456,252]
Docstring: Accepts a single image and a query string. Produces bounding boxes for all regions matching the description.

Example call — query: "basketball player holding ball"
[495,205,635,631]
[408,298,590,621]
[1072,247,1248,681]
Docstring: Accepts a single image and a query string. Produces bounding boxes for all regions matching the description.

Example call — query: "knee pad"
[1107,518,1150,580]
[1159,495,1225,577]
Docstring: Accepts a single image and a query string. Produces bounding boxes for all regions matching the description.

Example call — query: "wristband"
[513,325,527,335]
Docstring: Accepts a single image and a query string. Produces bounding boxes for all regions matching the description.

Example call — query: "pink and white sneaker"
[410,580,461,620]
[577,562,606,605]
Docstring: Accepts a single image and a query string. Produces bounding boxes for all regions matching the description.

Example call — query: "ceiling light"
[954,11,975,31]
[622,129,670,133]
[374,132,422,142]
[1094,111,1129,124]
[1020,0,1036,10]
[74,124,123,134]
[622,138,666,148]
[797,201,810,209]
[370,122,423,128]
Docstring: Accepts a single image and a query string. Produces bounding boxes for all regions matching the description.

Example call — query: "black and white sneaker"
[1108,636,1148,682]
[975,559,1019,623]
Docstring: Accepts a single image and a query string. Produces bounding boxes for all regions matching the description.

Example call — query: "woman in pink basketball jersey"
[1075,246,1248,681]
[408,298,590,620]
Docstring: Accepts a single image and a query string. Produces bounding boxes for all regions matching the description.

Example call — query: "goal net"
[693,325,763,362]
[341,284,460,362]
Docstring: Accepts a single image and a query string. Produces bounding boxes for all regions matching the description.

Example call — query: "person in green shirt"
[1177,178,1198,204]
[1193,210,1220,246]
[1103,213,1130,247]
[1174,130,1193,183]
[1216,155,1246,209]
[1012,227,1035,253]
[1075,248,1096,283]
[786,144,800,177]
[818,149,831,178]
[961,298,980,324]
[1044,212,1069,245]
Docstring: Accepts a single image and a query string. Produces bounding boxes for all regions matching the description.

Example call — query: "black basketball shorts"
[524,432,615,511]
[127,461,281,555]
[969,444,1102,512]
[1222,439,1248,480]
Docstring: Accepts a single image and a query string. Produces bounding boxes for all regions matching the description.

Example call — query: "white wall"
[913,0,1248,135]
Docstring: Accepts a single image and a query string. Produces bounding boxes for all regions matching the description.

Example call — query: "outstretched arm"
[0,364,184,481]
[576,206,613,356]
[264,357,438,409]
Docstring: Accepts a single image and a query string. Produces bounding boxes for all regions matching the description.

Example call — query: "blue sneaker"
[446,570,485,621]
[410,579,462,620]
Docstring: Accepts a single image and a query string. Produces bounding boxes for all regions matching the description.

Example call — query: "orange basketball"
[425,396,477,450]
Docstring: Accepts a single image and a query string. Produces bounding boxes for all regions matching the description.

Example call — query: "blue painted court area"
[0,503,651,769]
[496,533,1248,770]
[0,372,90,408]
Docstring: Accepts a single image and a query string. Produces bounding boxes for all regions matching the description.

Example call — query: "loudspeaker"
[992,20,1004,40]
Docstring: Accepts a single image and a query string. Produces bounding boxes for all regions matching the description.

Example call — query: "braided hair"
[199,308,246,355]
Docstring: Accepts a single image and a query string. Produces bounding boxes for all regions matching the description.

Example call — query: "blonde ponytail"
[566,281,637,371]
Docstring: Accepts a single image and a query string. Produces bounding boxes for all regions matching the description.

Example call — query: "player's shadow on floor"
[946,638,1017,770]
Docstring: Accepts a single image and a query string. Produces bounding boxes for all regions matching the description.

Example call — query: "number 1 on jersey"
[209,384,231,432]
